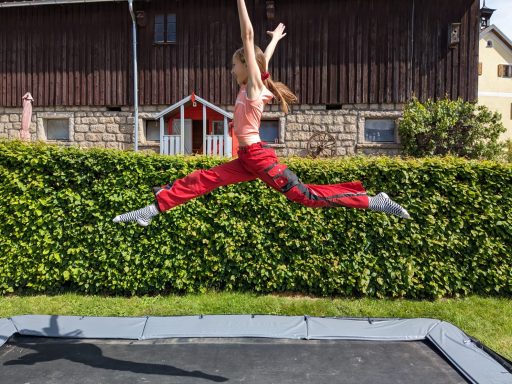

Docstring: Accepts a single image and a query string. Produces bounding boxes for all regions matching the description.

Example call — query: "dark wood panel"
[0,3,131,107]
[0,0,479,107]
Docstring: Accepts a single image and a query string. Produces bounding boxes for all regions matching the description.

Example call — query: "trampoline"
[1,315,511,384]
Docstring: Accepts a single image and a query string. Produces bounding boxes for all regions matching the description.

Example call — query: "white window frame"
[500,64,512,78]
[260,119,281,144]
[37,112,74,142]
[212,120,224,135]
[363,118,397,143]
[144,119,160,142]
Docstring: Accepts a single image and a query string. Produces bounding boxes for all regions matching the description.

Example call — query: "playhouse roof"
[154,93,233,120]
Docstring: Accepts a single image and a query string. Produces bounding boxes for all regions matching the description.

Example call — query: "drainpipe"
[2,0,139,152]
[409,0,415,99]
[128,0,139,152]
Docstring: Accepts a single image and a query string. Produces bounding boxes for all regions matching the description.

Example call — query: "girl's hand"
[267,23,287,41]
[263,23,286,71]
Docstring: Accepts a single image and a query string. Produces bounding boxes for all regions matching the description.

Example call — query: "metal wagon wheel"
[306,131,337,158]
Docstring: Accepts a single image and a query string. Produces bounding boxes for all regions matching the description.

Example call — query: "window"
[212,121,224,135]
[364,119,395,143]
[45,119,69,141]
[154,14,176,43]
[486,40,493,48]
[166,14,177,42]
[145,120,160,141]
[478,62,482,76]
[260,120,280,143]
[171,119,181,135]
[498,64,512,78]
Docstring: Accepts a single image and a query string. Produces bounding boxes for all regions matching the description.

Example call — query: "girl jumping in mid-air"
[113,0,410,226]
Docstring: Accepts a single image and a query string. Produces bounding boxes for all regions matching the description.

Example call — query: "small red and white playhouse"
[153,92,241,158]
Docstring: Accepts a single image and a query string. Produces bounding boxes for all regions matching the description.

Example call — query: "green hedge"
[0,140,511,299]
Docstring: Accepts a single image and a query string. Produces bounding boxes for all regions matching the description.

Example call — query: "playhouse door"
[192,120,204,154]
[172,119,193,154]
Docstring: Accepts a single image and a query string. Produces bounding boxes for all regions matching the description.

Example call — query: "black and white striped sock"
[368,192,411,219]
[113,203,159,226]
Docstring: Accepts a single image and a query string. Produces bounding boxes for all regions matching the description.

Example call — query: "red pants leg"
[155,141,369,212]
[154,158,257,212]
[238,142,369,209]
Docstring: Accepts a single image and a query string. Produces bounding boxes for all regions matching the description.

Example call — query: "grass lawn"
[0,292,510,361]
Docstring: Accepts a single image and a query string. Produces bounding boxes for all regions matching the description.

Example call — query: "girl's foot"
[113,203,159,226]
[368,192,411,219]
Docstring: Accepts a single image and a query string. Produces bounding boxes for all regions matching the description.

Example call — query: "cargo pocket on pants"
[264,162,302,193]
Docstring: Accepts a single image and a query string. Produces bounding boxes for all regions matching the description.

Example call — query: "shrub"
[503,139,512,163]
[399,97,506,160]
[0,140,510,299]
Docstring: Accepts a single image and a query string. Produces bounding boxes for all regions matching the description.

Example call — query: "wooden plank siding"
[0,0,480,107]
[0,2,132,107]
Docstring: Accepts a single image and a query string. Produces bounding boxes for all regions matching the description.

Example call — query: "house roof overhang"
[480,24,512,51]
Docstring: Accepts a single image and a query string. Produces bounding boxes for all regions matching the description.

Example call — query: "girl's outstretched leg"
[112,158,256,226]
[113,203,159,227]
[255,161,410,219]
[367,192,411,219]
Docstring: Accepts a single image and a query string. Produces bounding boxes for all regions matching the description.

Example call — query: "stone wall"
[0,106,134,150]
[0,103,404,157]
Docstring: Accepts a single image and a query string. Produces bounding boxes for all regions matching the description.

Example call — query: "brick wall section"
[0,104,404,156]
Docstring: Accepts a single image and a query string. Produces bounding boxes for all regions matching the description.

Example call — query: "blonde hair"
[234,45,298,114]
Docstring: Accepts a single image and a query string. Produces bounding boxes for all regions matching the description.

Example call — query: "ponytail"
[263,76,298,114]
[234,45,299,114]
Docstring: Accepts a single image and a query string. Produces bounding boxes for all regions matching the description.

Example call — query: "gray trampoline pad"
[0,335,469,384]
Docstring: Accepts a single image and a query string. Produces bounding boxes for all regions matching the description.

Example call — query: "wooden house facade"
[0,0,481,157]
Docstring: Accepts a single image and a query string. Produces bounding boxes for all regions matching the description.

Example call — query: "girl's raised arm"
[237,0,263,99]
[264,23,287,71]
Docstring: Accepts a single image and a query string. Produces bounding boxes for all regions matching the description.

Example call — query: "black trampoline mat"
[0,336,469,384]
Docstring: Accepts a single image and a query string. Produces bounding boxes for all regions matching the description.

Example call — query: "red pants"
[154,141,369,212]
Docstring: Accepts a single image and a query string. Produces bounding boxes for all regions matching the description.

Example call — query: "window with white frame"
[364,119,396,143]
[260,120,280,143]
[154,14,177,44]
[145,120,160,141]
[498,64,512,78]
[45,119,69,141]
[171,119,181,135]
[212,121,225,135]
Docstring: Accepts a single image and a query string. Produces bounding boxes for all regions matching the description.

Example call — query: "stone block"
[102,133,116,141]
[75,124,89,132]
[85,133,101,142]
[106,124,120,134]
[90,124,106,133]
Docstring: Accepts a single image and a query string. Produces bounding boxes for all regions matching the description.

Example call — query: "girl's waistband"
[238,141,272,152]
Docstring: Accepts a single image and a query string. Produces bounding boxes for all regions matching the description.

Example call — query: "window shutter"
[498,64,505,77]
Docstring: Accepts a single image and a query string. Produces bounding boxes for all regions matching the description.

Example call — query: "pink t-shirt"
[233,83,274,145]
